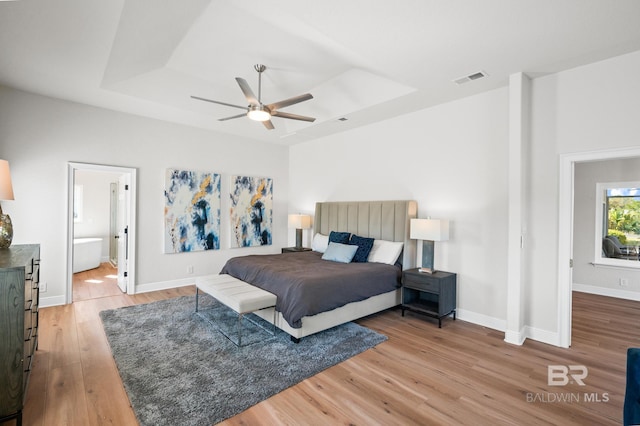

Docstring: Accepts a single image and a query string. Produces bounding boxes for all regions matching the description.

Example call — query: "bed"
[220,200,417,341]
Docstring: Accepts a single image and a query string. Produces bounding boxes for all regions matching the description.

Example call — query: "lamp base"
[0,213,13,248]
[420,240,435,274]
[295,228,303,249]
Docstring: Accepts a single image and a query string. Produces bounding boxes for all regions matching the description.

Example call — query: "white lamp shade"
[410,218,449,241]
[0,159,14,201]
[288,214,311,229]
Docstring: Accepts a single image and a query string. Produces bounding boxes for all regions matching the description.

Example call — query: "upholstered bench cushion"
[196,274,276,314]
[625,347,640,426]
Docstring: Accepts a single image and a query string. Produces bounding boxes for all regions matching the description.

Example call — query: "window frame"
[594,181,640,269]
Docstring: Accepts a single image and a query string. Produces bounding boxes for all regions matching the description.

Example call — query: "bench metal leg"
[273,308,277,337]
[238,313,243,347]
[195,289,276,347]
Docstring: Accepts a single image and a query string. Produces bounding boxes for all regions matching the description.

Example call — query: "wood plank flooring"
[72,263,122,302]
[14,285,640,425]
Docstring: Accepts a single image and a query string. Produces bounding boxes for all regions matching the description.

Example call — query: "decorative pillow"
[322,242,358,263]
[329,231,351,245]
[311,233,329,253]
[349,234,375,263]
[368,240,404,265]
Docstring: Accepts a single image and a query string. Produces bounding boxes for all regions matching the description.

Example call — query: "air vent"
[453,70,488,85]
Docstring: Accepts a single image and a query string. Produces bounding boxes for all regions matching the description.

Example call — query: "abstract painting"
[164,169,221,253]
[230,175,273,247]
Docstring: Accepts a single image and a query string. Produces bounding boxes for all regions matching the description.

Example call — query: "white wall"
[527,49,640,334]
[74,169,122,262]
[290,88,510,329]
[573,159,640,294]
[0,86,289,306]
[291,48,640,342]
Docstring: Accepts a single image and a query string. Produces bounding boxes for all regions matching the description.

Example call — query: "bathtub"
[73,237,103,273]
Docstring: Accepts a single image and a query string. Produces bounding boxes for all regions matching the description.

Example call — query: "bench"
[195,274,277,346]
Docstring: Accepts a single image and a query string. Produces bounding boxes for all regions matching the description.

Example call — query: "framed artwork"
[164,169,221,253]
[230,175,273,247]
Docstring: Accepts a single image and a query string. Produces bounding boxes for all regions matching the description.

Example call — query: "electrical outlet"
[40,281,47,292]
[620,278,629,287]
[187,265,194,274]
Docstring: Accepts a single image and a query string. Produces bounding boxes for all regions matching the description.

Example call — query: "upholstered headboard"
[313,200,418,269]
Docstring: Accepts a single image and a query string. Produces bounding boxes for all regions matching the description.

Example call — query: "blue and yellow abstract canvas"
[230,175,273,247]
[164,169,221,253]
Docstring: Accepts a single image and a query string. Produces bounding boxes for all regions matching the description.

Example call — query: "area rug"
[99,294,387,426]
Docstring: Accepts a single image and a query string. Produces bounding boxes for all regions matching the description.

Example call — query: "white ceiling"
[1,0,640,145]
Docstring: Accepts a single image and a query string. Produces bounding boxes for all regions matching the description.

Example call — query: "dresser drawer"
[403,275,440,293]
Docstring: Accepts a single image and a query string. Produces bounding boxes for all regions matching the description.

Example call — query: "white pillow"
[311,233,329,253]
[368,240,404,265]
[322,242,358,263]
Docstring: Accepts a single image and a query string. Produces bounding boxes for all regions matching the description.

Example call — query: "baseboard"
[40,294,67,308]
[458,309,561,347]
[457,308,506,332]
[135,277,195,294]
[39,278,195,307]
[504,329,525,346]
[573,283,640,300]
[524,326,560,347]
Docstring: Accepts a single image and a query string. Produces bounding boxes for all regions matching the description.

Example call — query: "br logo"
[548,365,588,386]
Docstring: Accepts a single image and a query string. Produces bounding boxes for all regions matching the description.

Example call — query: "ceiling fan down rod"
[254,64,266,104]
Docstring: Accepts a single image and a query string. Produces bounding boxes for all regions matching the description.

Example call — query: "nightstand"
[281,247,312,253]
[401,268,456,328]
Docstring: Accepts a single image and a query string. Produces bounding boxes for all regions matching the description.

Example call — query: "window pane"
[603,187,640,260]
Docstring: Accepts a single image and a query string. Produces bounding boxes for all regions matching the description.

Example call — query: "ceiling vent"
[453,70,488,85]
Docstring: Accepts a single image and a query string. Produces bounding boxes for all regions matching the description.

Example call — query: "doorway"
[66,162,137,303]
[558,146,640,347]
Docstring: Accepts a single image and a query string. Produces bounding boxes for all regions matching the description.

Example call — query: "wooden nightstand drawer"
[402,275,440,293]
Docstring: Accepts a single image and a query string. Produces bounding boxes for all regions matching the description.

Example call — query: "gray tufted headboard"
[313,200,418,269]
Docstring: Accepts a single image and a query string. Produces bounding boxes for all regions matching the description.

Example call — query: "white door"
[117,174,129,292]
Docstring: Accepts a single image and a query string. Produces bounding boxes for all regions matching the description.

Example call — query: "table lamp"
[410,218,449,273]
[0,159,15,248]
[288,214,311,249]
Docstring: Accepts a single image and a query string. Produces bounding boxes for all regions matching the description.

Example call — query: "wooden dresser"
[0,244,40,426]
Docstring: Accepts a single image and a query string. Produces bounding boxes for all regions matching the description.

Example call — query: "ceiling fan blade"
[267,93,313,111]
[235,78,259,105]
[218,113,247,122]
[191,95,248,110]
[262,120,275,130]
[271,110,316,122]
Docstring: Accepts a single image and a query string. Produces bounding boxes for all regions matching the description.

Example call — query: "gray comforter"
[220,251,401,328]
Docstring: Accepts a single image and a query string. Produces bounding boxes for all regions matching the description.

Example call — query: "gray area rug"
[99,294,387,425]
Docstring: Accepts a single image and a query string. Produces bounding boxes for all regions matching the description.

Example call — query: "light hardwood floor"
[14,282,640,425]
[72,263,123,302]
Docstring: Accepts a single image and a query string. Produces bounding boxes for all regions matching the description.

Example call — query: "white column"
[505,72,531,345]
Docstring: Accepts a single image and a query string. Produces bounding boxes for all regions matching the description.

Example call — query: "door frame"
[558,146,640,347]
[66,162,137,303]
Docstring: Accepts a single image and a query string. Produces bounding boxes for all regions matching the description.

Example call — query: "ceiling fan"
[191,64,316,130]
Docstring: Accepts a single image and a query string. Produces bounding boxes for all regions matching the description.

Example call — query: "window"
[74,184,83,223]
[595,182,640,268]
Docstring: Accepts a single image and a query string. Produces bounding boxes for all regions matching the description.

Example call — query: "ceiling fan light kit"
[192,64,315,130]
[247,105,271,122]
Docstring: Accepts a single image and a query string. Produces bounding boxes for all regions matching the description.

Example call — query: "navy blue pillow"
[349,234,375,263]
[329,231,350,245]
